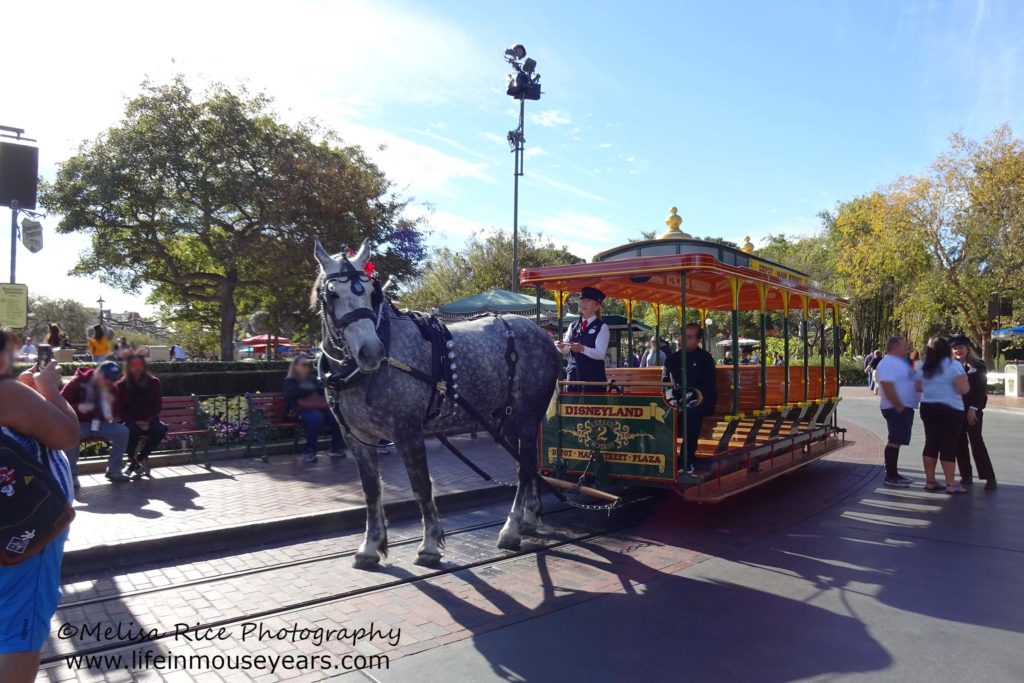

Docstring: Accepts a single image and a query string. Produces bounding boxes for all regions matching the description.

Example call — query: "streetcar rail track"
[58,512,548,611]
[42,500,652,667]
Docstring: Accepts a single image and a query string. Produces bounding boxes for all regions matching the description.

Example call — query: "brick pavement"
[38,420,884,682]
[66,435,516,554]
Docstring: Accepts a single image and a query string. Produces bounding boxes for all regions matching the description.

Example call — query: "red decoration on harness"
[347,249,376,277]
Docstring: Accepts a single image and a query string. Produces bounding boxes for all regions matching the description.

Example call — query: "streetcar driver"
[662,322,717,472]
[556,286,609,393]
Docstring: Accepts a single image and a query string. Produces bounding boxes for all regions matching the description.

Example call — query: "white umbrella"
[716,338,760,347]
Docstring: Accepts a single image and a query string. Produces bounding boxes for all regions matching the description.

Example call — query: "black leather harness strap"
[494,316,518,435]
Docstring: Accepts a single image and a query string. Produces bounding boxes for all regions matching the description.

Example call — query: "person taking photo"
[0,327,79,683]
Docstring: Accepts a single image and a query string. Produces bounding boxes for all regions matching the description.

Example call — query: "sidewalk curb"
[62,484,516,577]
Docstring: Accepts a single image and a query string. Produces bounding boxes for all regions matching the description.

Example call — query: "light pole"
[503,44,541,292]
[97,296,105,328]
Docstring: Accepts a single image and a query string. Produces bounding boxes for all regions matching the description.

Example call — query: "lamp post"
[97,297,105,328]
[503,44,541,292]
[704,317,714,356]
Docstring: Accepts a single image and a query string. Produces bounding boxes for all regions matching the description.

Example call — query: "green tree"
[25,296,95,344]
[41,76,426,360]
[399,227,584,310]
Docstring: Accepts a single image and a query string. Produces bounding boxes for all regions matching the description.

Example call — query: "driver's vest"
[566,318,606,384]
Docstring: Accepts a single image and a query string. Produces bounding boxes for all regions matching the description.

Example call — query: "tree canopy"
[398,227,584,311]
[41,76,426,359]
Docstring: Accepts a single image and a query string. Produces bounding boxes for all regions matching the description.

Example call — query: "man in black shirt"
[950,335,996,490]
[662,323,717,472]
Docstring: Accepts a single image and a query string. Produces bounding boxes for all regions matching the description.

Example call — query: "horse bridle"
[319,259,384,370]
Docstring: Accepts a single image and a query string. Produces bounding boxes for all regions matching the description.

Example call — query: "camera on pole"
[504,45,541,101]
[502,45,543,292]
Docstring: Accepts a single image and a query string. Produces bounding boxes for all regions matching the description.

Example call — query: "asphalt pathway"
[374,393,1024,683]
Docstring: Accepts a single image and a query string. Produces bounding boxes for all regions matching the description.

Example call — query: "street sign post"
[20,218,42,253]
[0,283,28,328]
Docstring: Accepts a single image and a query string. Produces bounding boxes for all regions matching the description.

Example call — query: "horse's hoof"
[414,552,442,567]
[353,553,381,569]
[496,533,521,551]
[520,523,539,536]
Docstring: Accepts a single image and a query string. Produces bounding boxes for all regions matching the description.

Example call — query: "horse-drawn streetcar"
[520,209,850,503]
[313,210,852,568]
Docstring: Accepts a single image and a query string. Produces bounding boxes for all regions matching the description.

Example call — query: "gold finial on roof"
[659,206,690,239]
[740,236,754,253]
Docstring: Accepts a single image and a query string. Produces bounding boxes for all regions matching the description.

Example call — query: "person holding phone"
[0,327,79,683]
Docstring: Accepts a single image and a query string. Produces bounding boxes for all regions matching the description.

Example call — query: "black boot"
[984,477,997,491]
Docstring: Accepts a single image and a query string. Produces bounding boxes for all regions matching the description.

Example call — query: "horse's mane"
[309,270,325,313]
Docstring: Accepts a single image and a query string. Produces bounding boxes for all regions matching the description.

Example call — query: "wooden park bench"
[244,392,302,462]
[79,395,213,468]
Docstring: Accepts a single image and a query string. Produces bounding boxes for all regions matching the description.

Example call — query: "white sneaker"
[302,453,319,463]
[329,450,348,459]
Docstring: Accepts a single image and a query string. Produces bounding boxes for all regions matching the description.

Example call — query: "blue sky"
[3,0,1022,313]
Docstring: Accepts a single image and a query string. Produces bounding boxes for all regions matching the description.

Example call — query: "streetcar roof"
[520,244,848,311]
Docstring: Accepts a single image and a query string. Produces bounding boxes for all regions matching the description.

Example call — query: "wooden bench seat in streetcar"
[606,363,837,463]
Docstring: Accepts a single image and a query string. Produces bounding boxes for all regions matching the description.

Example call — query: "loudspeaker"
[988,296,1012,319]
[0,141,39,210]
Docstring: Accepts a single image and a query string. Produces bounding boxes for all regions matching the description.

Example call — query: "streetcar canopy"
[520,234,847,311]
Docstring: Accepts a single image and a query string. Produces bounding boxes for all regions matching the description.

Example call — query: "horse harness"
[314,278,559,498]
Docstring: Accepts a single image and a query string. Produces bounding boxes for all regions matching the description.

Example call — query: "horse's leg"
[497,468,528,551]
[350,440,388,569]
[518,416,543,534]
[399,435,444,566]
[497,422,526,551]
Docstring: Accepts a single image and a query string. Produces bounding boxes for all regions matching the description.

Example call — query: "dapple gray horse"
[313,240,562,568]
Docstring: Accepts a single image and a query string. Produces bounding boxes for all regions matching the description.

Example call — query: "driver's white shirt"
[559,315,609,360]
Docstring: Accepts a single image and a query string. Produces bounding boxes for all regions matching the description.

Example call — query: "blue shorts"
[0,529,68,653]
[881,408,915,446]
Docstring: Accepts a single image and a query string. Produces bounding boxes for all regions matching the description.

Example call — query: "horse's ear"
[350,239,371,269]
[314,239,336,273]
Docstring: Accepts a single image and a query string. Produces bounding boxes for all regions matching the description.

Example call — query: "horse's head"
[314,238,386,373]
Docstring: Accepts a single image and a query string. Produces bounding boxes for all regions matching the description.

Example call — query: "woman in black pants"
[918,337,970,494]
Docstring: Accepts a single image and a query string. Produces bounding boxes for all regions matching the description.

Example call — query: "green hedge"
[160,370,287,396]
[14,360,289,376]
[14,361,289,396]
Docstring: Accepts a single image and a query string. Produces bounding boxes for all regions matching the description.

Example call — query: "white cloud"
[406,206,493,246]
[529,109,573,127]
[412,129,491,161]
[599,143,613,149]
[528,172,612,205]
[529,211,626,260]
[524,147,548,159]
[480,132,508,146]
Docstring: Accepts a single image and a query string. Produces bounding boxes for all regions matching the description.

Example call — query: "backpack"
[0,432,75,565]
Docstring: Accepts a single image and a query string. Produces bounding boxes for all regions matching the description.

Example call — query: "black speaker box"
[0,141,39,210]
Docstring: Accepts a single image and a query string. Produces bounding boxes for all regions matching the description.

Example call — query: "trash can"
[1006,364,1023,398]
